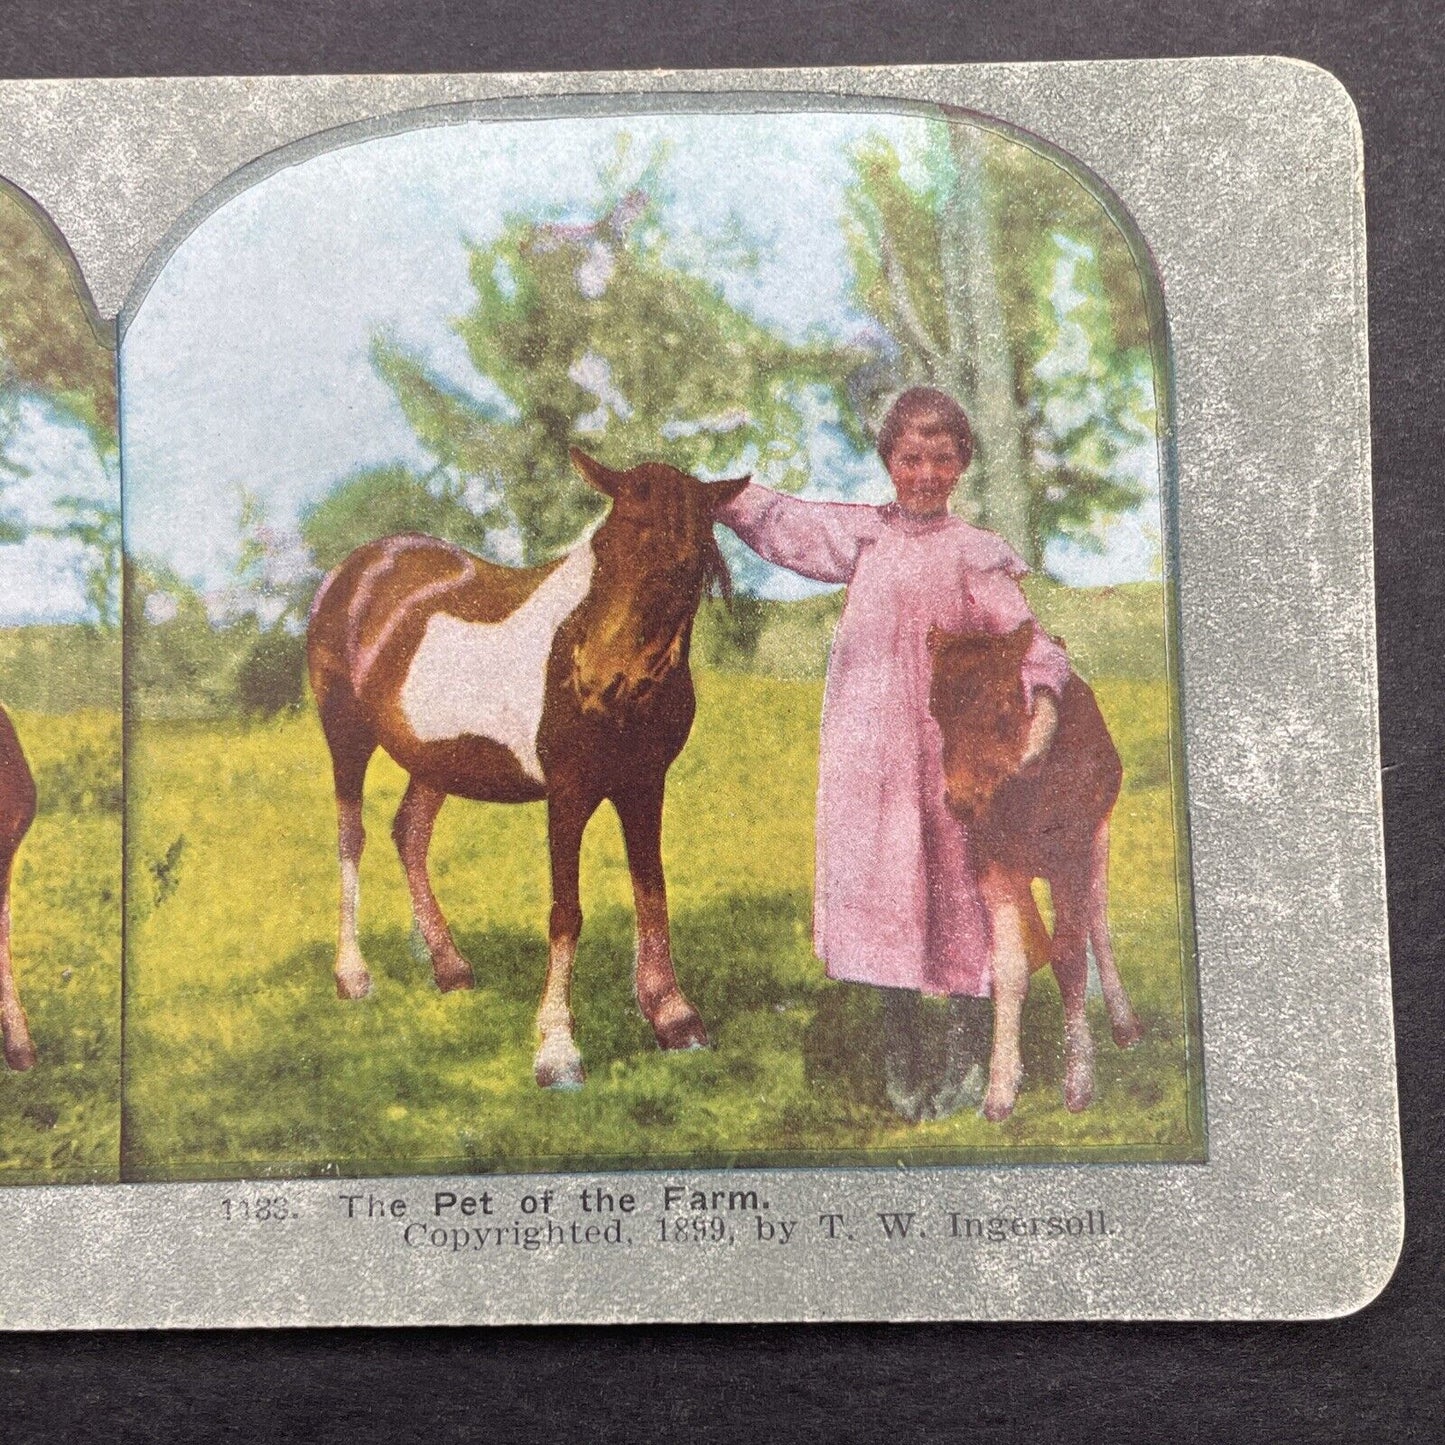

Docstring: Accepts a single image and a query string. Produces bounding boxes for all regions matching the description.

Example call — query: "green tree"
[300,462,500,577]
[0,184,122,626]
[125,561,240,718]
[0,186,117,449]
[224,489,314,712]
[37,495,122,630]
[373,140,852,565]
[842,121,1154,570]
[127,546,307,721]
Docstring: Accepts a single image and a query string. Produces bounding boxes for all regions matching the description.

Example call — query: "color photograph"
[117,102,1202,1180]
[0,182,122,1183]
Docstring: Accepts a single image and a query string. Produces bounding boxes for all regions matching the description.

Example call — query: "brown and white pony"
[306,449,747,1089]
[0,704,37,1071]
[928,623,1144,1121]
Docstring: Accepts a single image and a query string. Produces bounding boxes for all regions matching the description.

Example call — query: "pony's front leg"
[979,865,1030,1122]
[534,790,597,1090]
[0,862,36,1072]
[614,773,707,1052]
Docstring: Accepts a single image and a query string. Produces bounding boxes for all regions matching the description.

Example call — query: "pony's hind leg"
[1089,820,1144,1048]
[317,687,376,1000]
[1049,874,1095,1113]
[614,774,707,1053]
[978,865,1030,1122]
[0,856,36,1072]
[333,797,372,1000]
[392,778,474,993]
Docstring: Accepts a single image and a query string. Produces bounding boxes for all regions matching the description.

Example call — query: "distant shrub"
[128,565,308,720]
[689,582,1169,685]
[693,592,846,678]
[1021,579,1168,683]
[0,626,120,712]
[234,629,308,717]
[692,595,768,671]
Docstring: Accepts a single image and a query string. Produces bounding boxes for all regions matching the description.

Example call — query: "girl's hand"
[1020,693,1059,768]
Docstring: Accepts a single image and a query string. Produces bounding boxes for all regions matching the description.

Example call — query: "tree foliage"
[373,140,853,564]
[0,187,117,449]
[841,122,1156,570]
[300,462,497,576]
[38,495,122,631]
[0,185,121,627]
[126,559,241,718]
[130,491,315,718]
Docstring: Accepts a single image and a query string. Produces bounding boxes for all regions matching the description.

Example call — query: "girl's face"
[887,423,965,517]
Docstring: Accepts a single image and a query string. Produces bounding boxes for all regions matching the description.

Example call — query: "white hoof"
[982,1087,1016,1123]
[534,1031,585,1090]
[335,961,373,1000]
[1064,1029,1096,1112]
[982,1064,1024,1123]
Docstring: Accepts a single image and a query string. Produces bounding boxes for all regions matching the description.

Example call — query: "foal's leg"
[1088,820,1144,1048]
[0,855,36,1072]
[534,789,597,1089]
[978,865,1030,1122]
[1049,872,1095,1113]
[392,779,474,993]
[614,773,707,1053]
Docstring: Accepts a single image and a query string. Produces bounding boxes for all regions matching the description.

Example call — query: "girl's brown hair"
[876,387,975,470]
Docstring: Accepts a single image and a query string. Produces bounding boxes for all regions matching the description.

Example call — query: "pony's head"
[568,448,747,716]
[927,622,1037,823]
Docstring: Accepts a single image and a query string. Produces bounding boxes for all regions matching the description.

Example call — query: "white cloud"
[568,350,632,422]
[0,403,117,625]
[118,109,1164,599]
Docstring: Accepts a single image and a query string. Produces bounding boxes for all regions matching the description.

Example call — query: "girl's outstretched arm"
[715,482,881,584]
[969,561,1071,713]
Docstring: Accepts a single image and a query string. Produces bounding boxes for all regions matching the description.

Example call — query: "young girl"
[716,388,1067,1121]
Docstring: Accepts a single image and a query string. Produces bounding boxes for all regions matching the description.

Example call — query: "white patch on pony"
[400,543,595,781]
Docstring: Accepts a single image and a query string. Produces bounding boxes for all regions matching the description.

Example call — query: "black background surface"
[1,3,1440,1440]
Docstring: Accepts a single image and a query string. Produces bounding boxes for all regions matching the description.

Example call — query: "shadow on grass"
[0,829,121,1184]
[122,890,824,1178]
[122,888,1195,1179]
[801,961,1181,1117]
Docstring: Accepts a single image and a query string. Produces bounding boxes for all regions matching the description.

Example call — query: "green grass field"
[123,583,1203,1178]
[0,706,122,1183]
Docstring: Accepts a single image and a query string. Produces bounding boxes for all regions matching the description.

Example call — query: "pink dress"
[717,484,1070,997]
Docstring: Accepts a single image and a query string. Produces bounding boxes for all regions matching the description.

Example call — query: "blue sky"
[0,401,116,625]
[2,107,1164,625]
[121,112,919,599]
